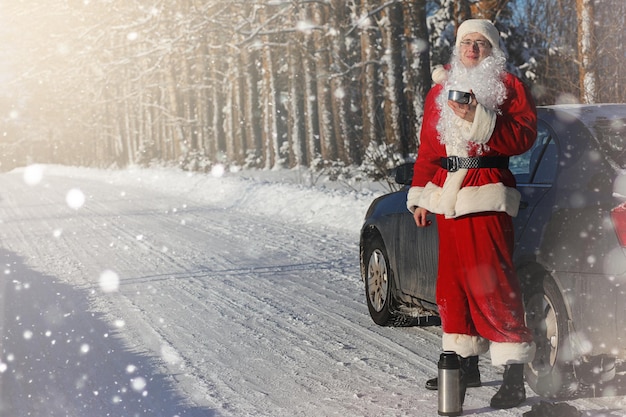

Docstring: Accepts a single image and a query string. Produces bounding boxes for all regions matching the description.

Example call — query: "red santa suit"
[407,65,537,365]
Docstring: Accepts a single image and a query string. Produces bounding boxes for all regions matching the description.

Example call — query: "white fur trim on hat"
[455,19,500,51]
[431,65,447,85]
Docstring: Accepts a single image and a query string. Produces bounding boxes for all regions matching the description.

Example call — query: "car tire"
[363,235,397,326]
[524,274,579,398]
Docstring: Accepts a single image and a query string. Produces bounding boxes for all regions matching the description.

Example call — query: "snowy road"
[0,166,624,416]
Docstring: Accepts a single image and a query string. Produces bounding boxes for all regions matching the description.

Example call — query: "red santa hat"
[455,19,501,52]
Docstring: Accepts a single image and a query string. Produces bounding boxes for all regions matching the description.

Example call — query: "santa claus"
[407,19,537,410]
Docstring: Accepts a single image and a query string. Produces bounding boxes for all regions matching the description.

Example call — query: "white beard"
[436,50,507,153]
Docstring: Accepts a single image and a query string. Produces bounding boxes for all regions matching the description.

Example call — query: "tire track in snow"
[118,234,443,417]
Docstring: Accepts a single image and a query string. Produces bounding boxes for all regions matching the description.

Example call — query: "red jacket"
[407,72,537,218]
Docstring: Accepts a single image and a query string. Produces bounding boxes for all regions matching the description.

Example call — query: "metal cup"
[448,90,472,104]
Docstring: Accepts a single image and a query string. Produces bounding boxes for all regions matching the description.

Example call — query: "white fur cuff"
[490,342,536,366]
[442,333,490,358]
[406,186,424,212]
[466,104,496,144]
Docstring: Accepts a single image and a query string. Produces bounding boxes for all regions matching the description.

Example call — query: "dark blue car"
[359,104,626,398]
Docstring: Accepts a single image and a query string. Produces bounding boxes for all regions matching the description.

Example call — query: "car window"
[593,117,626,168]
[510,122,558,185]
[533,140,557,183]
[510,147,533,184]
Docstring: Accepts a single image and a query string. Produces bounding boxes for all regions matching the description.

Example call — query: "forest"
[1,0,625,179]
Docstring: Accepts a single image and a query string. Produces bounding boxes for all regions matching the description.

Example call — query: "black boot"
[458,355,471,405]
[490,364,526,409]
[425,355,481,390]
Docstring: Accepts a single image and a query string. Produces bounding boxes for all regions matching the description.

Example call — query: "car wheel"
[524,275,579,398]
[363,236,396,326]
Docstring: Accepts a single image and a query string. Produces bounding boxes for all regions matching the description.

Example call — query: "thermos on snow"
[438,351,463,416]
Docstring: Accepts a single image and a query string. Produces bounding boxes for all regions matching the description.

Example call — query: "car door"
[512,120,559,253]
[394,201,439,304]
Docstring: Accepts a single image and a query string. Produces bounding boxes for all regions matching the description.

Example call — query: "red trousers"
[436,212,533,344]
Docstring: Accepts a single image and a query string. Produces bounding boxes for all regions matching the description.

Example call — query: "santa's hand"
[413,207,432,227]
[448,92,476,122]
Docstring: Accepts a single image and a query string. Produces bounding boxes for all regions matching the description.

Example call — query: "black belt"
[440,156,509,172]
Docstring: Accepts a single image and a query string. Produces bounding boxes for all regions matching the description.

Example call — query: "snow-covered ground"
[0,164,624,417]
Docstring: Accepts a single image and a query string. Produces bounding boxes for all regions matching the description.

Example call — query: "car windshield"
[592,117,626,168]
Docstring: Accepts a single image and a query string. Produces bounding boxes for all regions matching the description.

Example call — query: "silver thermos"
[438,351,463,416]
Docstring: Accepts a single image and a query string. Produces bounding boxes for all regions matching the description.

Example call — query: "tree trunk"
[301,5,322,166]
[241,47,263,167]
[164,54,186,162]
[470,0,510,21]
[380,2,409,156]
[312,2,338,162]
[260,7,280,169]
[403,0,430,154]
[577,0,597,103]
[453,0,472,28]
[360,0,383,153]
[209,57,226,161]
[287,37,307,167]
[194,38,210,168]
[328,0,357,165]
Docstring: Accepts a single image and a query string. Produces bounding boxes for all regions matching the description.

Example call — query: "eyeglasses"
[460,40,492,49]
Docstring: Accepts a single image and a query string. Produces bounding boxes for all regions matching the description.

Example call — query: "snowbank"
[27,164,388,234]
